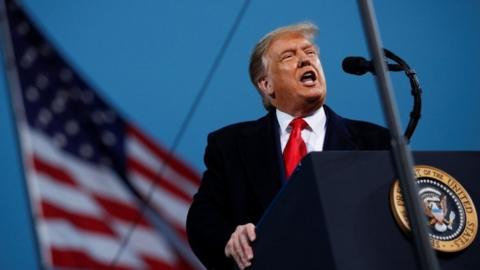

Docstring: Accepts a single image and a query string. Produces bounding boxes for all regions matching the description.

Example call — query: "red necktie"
[283,118,308,179]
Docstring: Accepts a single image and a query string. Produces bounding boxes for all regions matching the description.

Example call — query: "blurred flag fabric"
[1,0,202,269]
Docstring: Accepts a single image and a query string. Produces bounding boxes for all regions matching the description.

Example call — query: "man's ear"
[257,77,274,96]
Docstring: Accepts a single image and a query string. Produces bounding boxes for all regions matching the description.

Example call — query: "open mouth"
[300,70,317,84]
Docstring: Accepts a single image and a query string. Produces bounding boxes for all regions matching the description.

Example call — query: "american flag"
[1,0,202,269]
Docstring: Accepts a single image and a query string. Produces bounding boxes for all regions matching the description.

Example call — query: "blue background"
[0,0,479,268]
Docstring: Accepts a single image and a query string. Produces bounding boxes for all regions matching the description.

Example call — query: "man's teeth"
[301,72,316,82]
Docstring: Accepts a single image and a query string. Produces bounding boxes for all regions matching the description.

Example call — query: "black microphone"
[342,56,403,75]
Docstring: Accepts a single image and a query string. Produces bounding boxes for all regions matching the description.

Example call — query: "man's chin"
[304,91,325,105]
[299,83,324,94]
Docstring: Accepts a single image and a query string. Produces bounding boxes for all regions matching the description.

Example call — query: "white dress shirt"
[276,106,327,153]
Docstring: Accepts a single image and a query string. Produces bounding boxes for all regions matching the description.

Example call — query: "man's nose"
[297,57,311,68]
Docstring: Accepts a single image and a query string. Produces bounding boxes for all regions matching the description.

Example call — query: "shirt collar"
[276,106,326,135]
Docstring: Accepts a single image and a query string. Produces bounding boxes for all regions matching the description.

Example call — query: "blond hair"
[248,22,319,111]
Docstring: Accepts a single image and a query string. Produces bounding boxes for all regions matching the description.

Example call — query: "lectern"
[251,151,479,270]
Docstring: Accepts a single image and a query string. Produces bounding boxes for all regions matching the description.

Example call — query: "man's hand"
[224,223,256,269]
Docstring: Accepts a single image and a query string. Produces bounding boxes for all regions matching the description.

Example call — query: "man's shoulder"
[344,118,388,135]
[324,105,387,134]
[343,118,390,150]
[204,114,273,154]
[324,105,390,150]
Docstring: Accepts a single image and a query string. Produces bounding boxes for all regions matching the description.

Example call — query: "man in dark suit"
[186,22,390,270]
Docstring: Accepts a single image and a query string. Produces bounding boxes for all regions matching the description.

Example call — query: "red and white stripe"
[23,127,199,269]
[126,125,201,240]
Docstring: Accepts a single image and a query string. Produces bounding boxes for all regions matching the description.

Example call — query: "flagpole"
[0,0,47,269]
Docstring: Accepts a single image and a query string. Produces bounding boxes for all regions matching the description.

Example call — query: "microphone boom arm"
[383,48,422,142]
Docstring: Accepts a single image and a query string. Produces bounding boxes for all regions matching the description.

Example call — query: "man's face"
[259,32,326,116]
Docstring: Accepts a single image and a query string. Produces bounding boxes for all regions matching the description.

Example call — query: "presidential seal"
[390,165,478,252]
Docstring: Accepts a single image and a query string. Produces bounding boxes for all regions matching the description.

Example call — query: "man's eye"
[306,50,316,55]
[281,54,293,60]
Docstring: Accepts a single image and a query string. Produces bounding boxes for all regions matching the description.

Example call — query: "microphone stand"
[383,49,422,141]
[357,1,441,270]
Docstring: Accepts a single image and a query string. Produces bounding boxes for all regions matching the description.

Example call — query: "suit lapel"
[323,105,358,151]
[239,111,283,211]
